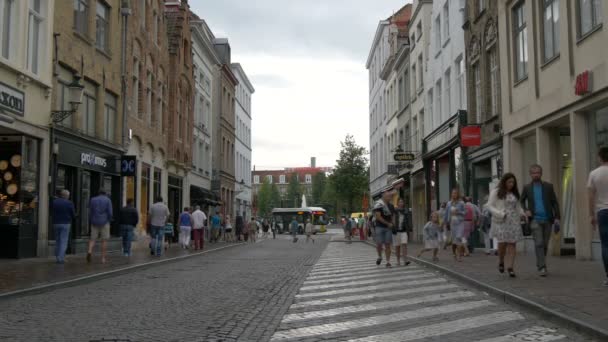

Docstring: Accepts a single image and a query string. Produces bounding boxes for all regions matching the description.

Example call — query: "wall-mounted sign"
[121,155,137,177]
[461,126,482,147]
[81,152,108,168]
[0,82,25,116]
[575,70,592,96]
[394,152,416,161]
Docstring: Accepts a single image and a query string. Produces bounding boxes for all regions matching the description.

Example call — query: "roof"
[230,63,255,93]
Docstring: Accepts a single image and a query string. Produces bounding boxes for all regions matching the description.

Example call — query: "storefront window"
[153,168,161,200]
[520,134,537,179]
[454,147,464,193]
[140,164,150,231]
[589,107,608,168]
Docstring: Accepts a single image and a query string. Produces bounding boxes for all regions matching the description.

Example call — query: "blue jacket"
[52,198,75,224]
[89,195,113,226]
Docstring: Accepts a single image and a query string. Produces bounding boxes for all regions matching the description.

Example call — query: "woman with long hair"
[443,188,466,262]
[487,173,527,277]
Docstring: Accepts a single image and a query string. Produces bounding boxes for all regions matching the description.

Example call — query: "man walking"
[149,196,170,256]
[290,216,299,243]
[235,214,244,241]
[52,189,75,264]
[343,216,353,243]
[588,147,608,287]
[521,164,560,277]
[191,205,206,250]
[373,190,395,267]
[87,189,113,263]
[118,199,139,257]
[393,198,412,266]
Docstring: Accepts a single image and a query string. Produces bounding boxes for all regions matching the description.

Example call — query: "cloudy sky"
[190,0,409,169]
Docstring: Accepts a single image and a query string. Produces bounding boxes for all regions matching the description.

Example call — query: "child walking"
[417,211,441,261]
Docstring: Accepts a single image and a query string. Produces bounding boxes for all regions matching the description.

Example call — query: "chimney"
[311,157,316,168]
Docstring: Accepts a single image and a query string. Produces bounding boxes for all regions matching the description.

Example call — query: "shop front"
[51,131,122,254]
[465,141,502,206]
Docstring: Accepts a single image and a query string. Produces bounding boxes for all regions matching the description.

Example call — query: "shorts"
[392,232,408,247]
[375,227,393,245]
[91,223,110,240]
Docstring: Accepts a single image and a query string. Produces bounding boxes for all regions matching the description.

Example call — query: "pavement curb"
[0,242,246,301]
[362,240,608,341]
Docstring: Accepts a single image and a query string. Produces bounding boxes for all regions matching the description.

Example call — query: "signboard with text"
[121,155,137,177]
[0,82,25,116]
[461,126,482,147]
[393,152,416,161]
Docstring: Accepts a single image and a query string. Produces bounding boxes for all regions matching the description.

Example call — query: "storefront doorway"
[168,175,183,226]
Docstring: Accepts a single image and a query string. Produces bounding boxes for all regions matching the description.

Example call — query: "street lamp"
[50,74,85,123]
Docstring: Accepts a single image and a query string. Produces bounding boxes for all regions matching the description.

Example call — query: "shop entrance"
[558,127,574,255]
[472,160,493,205]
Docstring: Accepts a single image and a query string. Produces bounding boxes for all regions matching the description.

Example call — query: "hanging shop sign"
[394,152,416,162]
[0,82,25,116]
[461,126,482,147]
[120,155,137,177]
[574,70,592,96]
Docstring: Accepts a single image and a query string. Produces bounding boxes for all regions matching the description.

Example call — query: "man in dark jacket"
[521,164,560,277]
[52,189,75,264]
[119,198,139,256]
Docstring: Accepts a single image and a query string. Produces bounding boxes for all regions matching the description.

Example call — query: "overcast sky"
[190,0,409,169]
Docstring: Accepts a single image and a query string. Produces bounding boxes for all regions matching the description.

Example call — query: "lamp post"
[50,74,85,123]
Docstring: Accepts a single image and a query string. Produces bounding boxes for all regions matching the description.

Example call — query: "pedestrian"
[87,189,113,264]
[164,221,174,250]
[437,202,449,249]
[417,211,441,261]
[444,188,466,262]
[118,198,138,257]
[271,219,277,239]
[305,218,315,243]
[210,211,221,243]
[358,214,366,240]
[52,189,75,264]
[148,196,170,257]
[487,173,527,278]
[191,205,206,250]
[393,198,412,266]
[225,215,234,242]
[235,214,244,241]
[343,216,353,243]
[262,219,270,238]
[587,146,608,287]
[479,195,497,255]
[290,216,299,243]
[463,196,481,256]
[372,190,395,267]
[366,214,374,239]
[178,207,193,249]
[248,217,258,243]
[521,164,561,277]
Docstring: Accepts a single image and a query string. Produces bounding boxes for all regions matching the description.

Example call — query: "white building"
[189,18,219,208]
[230,63,254,219]
[423,0,468,210]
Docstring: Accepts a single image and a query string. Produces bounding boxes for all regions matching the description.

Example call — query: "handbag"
[521,221,531,236]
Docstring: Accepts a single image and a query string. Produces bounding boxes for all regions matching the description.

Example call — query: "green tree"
[311,172,327,205]
[270,182,282,209]
[256,179,273,217]
[332,134,369,214]
[285,173,302,207]
[321,174,338,217]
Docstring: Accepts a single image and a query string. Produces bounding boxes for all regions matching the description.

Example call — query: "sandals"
[498,263,505,274]
[385,263,392,268]
[508,268,516,278]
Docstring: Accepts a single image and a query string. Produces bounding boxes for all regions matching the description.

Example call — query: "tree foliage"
[256,179,282,217]
[285,173,302,207]
[311,172,327,205]
[332,135,369,214]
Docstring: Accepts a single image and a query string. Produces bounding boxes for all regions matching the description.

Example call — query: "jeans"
[150,225,164,256]
[531,220,552,270]
[121,225,134,256]
[598,209,608,277]
[53,224,70,262]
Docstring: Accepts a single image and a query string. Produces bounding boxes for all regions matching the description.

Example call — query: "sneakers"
[539,267,548,277]
[376,258,382,266]
[404,261,411,266]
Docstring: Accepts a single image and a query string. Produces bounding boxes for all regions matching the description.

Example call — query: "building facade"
[165,0,194,223]
[50,0,125,254]
[463,0,503,205]
[0,0,54,258]
[124,0,171,232]
[212,39,238,219]
[231,63,254,219]
[497,0,608,260]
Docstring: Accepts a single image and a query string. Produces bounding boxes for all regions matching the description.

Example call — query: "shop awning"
[190,185,221,206]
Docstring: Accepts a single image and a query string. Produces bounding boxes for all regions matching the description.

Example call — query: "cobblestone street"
[0,232,598,341]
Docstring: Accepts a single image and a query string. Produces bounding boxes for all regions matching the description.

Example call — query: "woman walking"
[178,207,193,249]
[248,217,258,243]
[487,173,527,278]
[225,215,234,242]
[305,218,315,243]
[443,188,466,262]
[262,219,270,238]
[417,211,441,261]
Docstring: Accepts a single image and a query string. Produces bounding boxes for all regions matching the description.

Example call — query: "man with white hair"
[52,189,75,264]
[191,205,207,250]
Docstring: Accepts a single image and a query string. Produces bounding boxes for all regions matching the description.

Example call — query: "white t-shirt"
[587,165,608,212]
[191,210,207,229]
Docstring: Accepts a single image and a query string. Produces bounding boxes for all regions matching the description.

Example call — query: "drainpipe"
[120,0,131,148]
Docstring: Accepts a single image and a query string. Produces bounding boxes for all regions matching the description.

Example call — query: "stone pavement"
[271,242,595,341]
[409,242,608,337]
[0,234,328,342]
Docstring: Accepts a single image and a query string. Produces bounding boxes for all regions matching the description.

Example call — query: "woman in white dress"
[487,173,527,277]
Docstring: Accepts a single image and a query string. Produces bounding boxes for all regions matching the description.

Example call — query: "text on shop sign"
[0,82,25,116]
[81,153,108,168]
[575,70,591,96]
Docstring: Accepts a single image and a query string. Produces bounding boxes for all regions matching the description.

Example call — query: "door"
[56,165,76,254]
[80,171,91,238]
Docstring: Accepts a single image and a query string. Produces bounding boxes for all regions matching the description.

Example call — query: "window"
[474,63,482,123]
[444,69,451,116]
[104,91,117,142]
[417,21,422,41]
[153,11,158,44]
[83,93,96,136]
[418,54,424,89]
[95,1,109,51]
[435,15,441,51]
[543,0,560,62]
[410,33,415,48]
[27,0,44,74]
[428,89,433,122]
[419,110,425,150]
[1,0,15,60]
[578,0,602,37]
[157,82,163,128]
[456,56,465,109]
[305,174,312,184]
[489,49,500,117]
[513,2,528,81]
[254,175,260,184]
[132,58,140,118]
[435,80,442,121]
[279,175,285,184]
[146,71,152,125]
[177,98,182,140]
[443,2,449,42]
[74,0,89,35]
[56,67,74,128]
[266,175,273,184]
[411,64,417,93]
[140,0,146,28]
[404,69,410,105]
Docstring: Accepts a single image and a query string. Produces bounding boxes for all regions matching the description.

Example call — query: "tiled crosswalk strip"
[299,273,434,292]
[270,300,493,340]
[314,257,375,265]
[309,264,380,274]
[303,268,425,285]
[305,267,413,281]
[345,311,524,342]
[281,291,476,323]
[312,259,378,269]
[290,284,460,309]
[474,326,566,342]
[295,278,448,299]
